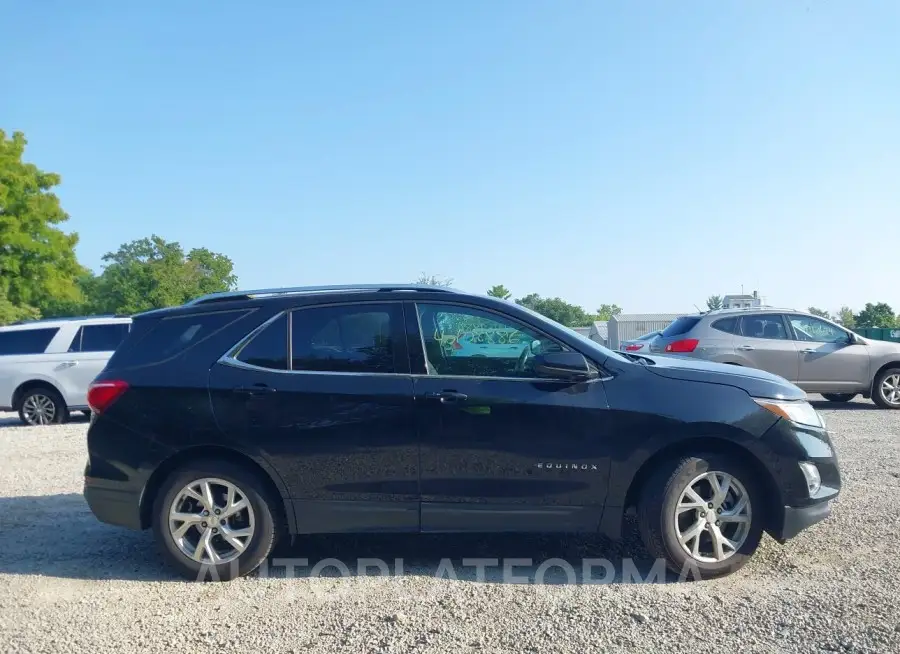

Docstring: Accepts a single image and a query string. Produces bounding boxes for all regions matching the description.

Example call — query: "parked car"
[619,330,662,352]
[452,330,532,358]
[648,307,900,409]
[0,316,132,425]
[84,284,840,581]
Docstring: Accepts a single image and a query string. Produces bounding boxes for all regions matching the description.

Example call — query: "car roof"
[0,315,132,331]
[135,284,476,318]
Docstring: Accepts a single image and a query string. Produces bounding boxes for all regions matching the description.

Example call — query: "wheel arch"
[873,360,900,386]
[619,436,783,537]
[12,379,66,410]
[139,445,296,535]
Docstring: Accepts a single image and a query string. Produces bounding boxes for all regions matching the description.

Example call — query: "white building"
[723,291,762,309]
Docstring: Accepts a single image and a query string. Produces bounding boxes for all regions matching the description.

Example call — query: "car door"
[208,302,420,533]
[786,314,870,392]
[732,314,800,382]
[51,322,130,407]
[408,300,613,533]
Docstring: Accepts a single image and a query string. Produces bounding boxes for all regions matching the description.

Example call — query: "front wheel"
[872,368,900,410]
[638,453,764,580]
[821,393,857,403]
[152,460,278,581]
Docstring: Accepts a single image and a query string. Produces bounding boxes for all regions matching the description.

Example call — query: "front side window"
[789,315,849,343]
[416,303,565,378]
[739,315,788,340]
[291,304,397,373]
[234,314,288,370]
[0,328,59,355]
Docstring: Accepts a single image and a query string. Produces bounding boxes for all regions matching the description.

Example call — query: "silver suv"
[0,316,131,425]
[647,308,900,409]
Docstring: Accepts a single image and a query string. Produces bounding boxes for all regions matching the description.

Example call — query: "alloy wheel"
[880,374,900,406]
[674,471,752,563]
[22,394,56,425]
[168,478,255,565]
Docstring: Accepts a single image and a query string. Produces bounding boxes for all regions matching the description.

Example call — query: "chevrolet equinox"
[84,284,841,581]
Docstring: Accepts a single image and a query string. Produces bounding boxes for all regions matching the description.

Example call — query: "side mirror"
[533,351,596,381]
[848,332,864,345]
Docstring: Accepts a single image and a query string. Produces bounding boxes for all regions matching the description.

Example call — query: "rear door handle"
[736,345,754,351]
[233,385,277,395]
[425,390,468,404]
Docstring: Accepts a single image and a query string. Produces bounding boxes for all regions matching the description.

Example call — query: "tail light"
[624,343,644,351]
[87,380,129,414]
[665,338,699,353]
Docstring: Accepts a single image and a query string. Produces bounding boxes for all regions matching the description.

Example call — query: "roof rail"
[187,284,459,306]
[9,314,122,325]
[705,305,797,314]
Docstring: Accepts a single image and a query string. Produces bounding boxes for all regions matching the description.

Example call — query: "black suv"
[84,284,841,581]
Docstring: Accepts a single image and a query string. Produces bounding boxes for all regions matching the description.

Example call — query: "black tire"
[821,393,857,403]
[151,460,278,581]
[872,367,900,410]
[17,387,69,426]
[637,453,765,580]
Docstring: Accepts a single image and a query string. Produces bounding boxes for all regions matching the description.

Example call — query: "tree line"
[705,294,899,329]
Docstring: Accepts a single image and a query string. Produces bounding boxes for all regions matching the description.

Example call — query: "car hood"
[640,354,805,400]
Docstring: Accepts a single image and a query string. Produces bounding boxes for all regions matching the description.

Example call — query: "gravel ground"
[1,397,899,654]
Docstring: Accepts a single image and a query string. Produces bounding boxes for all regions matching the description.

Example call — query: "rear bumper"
[84,477,143,530]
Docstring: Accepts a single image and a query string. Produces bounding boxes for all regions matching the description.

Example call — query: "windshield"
[513,303,630,364]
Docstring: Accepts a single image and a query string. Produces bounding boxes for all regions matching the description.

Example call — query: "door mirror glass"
[533,352,595,381]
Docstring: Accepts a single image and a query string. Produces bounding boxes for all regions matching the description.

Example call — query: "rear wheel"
[18,387,68,426]
[152,460,278,581]
[872,368,900,410]
[638,453,764,580]
[821,393,857,403]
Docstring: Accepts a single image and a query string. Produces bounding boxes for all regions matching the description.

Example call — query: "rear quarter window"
[107,310,249,368]
[711,317,738,334]
[661,317,700,338]
[0,328,59,355]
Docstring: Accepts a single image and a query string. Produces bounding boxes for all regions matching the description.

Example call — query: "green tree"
[515,293,591,327]
[486,284,511,300]
[837,306,856,329]
[91,235,237,314]
[854,302,897,329]
[0,288,41,324]
[415,273,453,287]
[595,304,622,321]
[706,295,723,311]
[0,130,85,322]
[808,307,832,320]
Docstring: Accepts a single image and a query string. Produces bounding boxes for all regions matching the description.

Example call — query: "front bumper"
[777,500,833,541]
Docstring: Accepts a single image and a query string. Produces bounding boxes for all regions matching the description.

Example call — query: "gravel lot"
[1,398,899,654]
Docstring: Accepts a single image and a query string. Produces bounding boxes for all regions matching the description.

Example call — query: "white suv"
[0,316,132,425]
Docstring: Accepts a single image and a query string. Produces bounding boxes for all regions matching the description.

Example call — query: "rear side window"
[739,315,788,340]
[661,317,700,338]
[291,304,398,374]
[711,317,738,334]
[234,314,288,370]
[0,328,59,355]
[68,323,131,353]
[111,310,248,367]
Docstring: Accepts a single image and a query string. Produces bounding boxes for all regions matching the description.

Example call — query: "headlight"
[754,398,824,427]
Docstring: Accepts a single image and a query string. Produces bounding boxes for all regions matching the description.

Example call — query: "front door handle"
[800,348,817,354]
[233,384,277,395]
[736,345,755,351]
[425,390,468,404]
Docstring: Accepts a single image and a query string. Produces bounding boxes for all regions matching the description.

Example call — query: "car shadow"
[0,494,688,584]
[0,412,91,428]
[808,400,880,411]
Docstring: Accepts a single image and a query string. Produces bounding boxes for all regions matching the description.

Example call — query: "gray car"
[647,307,900,409]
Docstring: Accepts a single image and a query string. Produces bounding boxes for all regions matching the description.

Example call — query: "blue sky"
[4,1,899,314]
